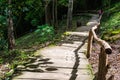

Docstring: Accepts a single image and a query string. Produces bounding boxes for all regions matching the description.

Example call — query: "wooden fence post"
[87,30,93,58]
[108,75,114,80]
[97,47,108,80]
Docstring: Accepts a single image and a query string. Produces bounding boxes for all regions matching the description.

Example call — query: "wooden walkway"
[12,14,100,80]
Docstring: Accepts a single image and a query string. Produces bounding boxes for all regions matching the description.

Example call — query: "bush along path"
[12,14,100,80]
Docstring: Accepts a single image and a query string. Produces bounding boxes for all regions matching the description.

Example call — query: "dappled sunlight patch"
[66,31,88,36]
[87,22,98,26]
[63,31,70,36]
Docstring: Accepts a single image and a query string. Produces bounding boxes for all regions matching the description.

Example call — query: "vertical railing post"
[87,30,93,58]
[97,47,108,80]
[108,75,114,80]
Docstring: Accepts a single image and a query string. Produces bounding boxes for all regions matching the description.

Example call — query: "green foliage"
[24,0,44,24]
[111,30,120,35]
[102,0,111,7]
[101,12,120,32]
[107,2,120,14]
[0,15,7,50]
[0,49,33,80]
[5,69,14,79]
[35,25,54,42]
[16,25,54,48]
[0,37,7,50]
[58,0,68,6]
[0,15,7,28]
[31,19,39,26]
[0,0,7,14]
[0,15,7,38]
[100,2,120,39]
[0,49,30,64]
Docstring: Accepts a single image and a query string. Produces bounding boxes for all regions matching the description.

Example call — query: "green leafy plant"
[31,18,39,26]
[0,37,7,50]
[35,24,55,42]
[0,49,32,80]
[58,0,68,6]
[100,2,120,39]
[111,29,120,35]
[0,49,30,64]
[0,15,7,28]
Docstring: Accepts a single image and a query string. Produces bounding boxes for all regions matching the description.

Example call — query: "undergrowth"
[16,24,55,49]
[100,2,120,41]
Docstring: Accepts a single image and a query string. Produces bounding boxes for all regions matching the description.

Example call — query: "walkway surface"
[12,14,100,80]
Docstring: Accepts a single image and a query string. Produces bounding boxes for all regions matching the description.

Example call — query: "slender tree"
[8,0,15,50]
[52,0,55,27]
[52,0,58,30]
[45,0,49,24]
[45,0,52,25]
[55,0,58,29]
[67,0,73,29]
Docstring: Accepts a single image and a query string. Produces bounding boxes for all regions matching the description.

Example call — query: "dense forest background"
[0,0,119,40]
[0,0,120,79]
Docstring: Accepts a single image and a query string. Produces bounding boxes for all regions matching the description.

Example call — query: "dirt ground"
[89,39,120,80]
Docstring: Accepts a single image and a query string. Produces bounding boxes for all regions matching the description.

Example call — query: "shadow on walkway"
[69,37,88,80]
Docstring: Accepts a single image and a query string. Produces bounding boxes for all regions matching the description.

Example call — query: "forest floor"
[89,39,120,80]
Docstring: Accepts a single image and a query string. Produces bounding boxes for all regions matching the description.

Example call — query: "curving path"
[12,14,100,80]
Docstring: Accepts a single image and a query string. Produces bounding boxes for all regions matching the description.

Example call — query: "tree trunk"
[52,0,55,27]
[67,0,73,29]
[52,0,58,30]
[55,0,58,30]
[45,1,49,24]
[97,47,108,80]
[8,0,15,50]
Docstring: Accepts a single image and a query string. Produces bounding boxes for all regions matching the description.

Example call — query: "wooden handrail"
[87,23,113,80]
[87,24,112,58]
[91,25,112,54]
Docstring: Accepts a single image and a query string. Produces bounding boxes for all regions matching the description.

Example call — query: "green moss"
[103,33,120,42]
[87,64,95,80]
[111,29,120,35]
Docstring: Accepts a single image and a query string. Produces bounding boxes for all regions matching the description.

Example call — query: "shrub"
[100,2,120,39]
[35,24,55,42]
[0,49,31,65]
[0,37,7,50]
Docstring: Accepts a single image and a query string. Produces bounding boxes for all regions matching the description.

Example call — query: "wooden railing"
[87,23,113,80]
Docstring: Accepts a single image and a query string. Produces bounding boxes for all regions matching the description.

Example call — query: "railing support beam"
[97,47,108,80]
[86,23,113,80]
[87,30,93,58]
